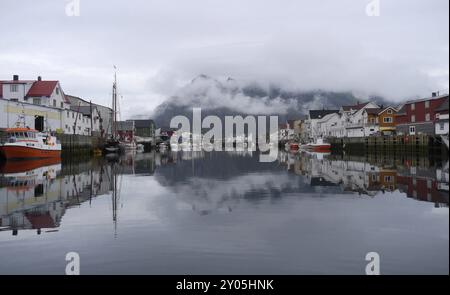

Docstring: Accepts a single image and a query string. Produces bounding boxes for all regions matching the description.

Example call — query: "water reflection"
[1,151,448,235]
[278,151,449,207]
[0,150,448,274]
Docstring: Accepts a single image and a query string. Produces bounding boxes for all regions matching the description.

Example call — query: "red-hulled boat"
[0,128,61,160]
[300,138,331,153]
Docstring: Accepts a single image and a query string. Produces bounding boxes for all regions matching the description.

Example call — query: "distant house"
[434,96,449,136]
[128,119,155,139]
[340,101,379,115]
[395,94,449,136]
[307,110,339,140]
[377,106,398,135]
[66,94,113,137]
[1,75,69,109]
[346,104,380,138]
[317,112,343,138]
[116,121,135,143]
[68,105,102,136]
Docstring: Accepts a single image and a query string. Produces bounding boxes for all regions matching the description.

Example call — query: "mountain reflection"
[0,150,448,234]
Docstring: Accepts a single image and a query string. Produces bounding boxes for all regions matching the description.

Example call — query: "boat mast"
[112,67,117,139]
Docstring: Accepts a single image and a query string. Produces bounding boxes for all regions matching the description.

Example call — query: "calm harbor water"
[0,151,448,275]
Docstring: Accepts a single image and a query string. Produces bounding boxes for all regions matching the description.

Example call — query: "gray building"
[66,95,113,137]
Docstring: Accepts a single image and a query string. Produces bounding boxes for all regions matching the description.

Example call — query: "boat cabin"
[4,128,38,143]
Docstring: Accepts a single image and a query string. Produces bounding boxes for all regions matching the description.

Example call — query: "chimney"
[13,74,19,81]
[432,92,437,97]
[37,76,42,81]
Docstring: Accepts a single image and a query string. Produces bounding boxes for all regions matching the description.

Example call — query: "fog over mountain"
[150,75,389,127]
[0,0,447,119]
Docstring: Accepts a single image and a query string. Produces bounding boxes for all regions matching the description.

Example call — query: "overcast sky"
[0,0,448,119]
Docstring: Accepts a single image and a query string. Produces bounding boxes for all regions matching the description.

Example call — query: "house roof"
[395,105,407,116]
[404,94,448,104]
[70,105,97,116]
[377,106,397,115]
[318,112,340,122]
[309,110,339,120]
[26,81,58,97]
[341,102,371,111]
[435,97,449,112]
[364,108,382,115]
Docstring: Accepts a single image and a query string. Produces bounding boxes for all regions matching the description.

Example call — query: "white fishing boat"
[0,127,61,160]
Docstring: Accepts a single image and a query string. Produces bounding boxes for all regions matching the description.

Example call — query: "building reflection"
[0,152,159,236]
[279,151,449,207]
[1,150,447,234]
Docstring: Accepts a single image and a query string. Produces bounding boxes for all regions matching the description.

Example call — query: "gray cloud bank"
[0,0,448,119]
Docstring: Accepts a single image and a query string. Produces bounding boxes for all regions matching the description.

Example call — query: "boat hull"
[0,145,61,159]
[300,144,331,153]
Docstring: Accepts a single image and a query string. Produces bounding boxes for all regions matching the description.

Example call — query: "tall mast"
[112,66,118,138]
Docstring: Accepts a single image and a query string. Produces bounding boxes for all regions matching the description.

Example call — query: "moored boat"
[300,138,331,153]
[0,128,61,160]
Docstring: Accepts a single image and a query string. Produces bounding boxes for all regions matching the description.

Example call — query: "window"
[383,117,393,123]
[411,115,415,122]
[425,100,430,108]
[10,84,18,92]
[53,99,56,107]
[60,102,64,108]
[411,103,415,110]
[67,111,69,118]
[409,126,416,135]
[56,87,60,95]
[384,176,393,183]
[72,112,74,119]
[33,98,41,105]
[440,123,445,130]
[387,109,393,114]
[425,113,430,121]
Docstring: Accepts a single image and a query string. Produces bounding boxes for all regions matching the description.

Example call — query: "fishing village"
[0,74,449,160]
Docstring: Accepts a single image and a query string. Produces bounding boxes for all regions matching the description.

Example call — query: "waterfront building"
[434,96,449,136]
[377,106,398,135]
[307,109,339,140]
[345,104,380,138]
[66,95,113,137]
[128,119,156,143]
[1,75,111,137]
[116,120,135,143]
[395,93,449,136]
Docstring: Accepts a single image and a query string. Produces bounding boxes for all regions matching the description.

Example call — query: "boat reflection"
[0,150,448,235]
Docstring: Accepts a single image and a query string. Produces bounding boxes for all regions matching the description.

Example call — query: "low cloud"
[0,0,448,119]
